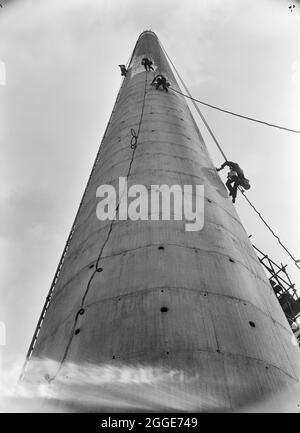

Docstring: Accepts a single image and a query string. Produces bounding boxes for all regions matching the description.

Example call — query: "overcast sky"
[0,0,300,379]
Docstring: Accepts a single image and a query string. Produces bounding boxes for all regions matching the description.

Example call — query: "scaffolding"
[253,243,300,345]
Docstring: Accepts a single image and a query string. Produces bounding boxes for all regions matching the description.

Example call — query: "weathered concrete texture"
[25,31,300,410]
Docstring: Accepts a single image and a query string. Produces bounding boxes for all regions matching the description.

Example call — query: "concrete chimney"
[22,31,300,411]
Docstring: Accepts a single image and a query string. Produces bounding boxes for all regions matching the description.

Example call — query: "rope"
[159,38,300,272]
[129,70,148,149]
[159,40,228,161]
[50,71,149,382]
[170,87,300,135]
[160,38,300,135]
[240,188,300,270]
[18,66,131,383]
[19,69,149,385]
[130,128,138,148]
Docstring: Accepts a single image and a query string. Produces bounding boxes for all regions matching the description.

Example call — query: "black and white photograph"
[0,0,300,416]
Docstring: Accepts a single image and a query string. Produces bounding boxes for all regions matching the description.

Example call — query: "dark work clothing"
[226,176,239,202]
[157,83,168,91]
[220,161,244,179]
[151,74,163,84]
[142,58,154,71]
[152,74,169,92]
[156,77,168,91]
[217,161,249,203]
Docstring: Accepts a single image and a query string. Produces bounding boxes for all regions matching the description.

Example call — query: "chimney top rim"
[138,30,158,39]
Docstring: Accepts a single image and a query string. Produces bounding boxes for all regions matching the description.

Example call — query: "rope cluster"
[158,39,300,271]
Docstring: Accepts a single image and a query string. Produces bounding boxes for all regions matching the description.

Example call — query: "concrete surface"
[22,31,300,411]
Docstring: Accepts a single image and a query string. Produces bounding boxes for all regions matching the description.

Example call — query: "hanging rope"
[129,70,148,149]
[159,40,228,161]
[159,38,300,272]
[52,71,149,383]
[130,128,138,148]
[19,69,150,387]
[159,38,300,135]
[240,189,300,270]
[18,65,133,383]
[169,87,300,135]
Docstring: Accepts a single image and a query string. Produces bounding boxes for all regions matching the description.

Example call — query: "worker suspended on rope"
[118,64,127,76]
[151,74,170,92]
[141,57,154,71]
[217,161,250,203]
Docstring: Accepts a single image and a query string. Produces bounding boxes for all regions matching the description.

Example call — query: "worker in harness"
[216,161,250,203]
[141,57,154,71]
[118,65,127,76]
[151,74,170,92]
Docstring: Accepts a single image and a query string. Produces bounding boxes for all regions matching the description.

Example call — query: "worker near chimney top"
[141,57,154,71]
[118,65,127,76]
[151,74,170,92]
[217,161,250,203]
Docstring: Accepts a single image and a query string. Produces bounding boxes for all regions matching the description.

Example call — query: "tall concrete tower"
[22,31,300,411]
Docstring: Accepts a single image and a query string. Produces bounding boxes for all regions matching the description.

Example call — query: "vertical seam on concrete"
[51,71,149,380]
[19,63,132,382]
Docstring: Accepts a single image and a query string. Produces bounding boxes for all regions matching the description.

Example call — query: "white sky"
[0,0,300,375]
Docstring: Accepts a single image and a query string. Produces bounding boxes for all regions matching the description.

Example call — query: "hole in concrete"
[229,258,235,263]
[112,355,115,359]
[151,130,155,132]
[89,264,95,269]
[249,321,256,328]
[203,293,207,297]
[75,329,81,335]
[207,199,212,203]
[160,307,168,313]
[161,289,164,293]
[216,349,220,353]
[166,351,169,355]
[158,246,165,250]
[97,267,103,272]
[265,366,269,369]
[78,308,85,315]
[44,374,52,382]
